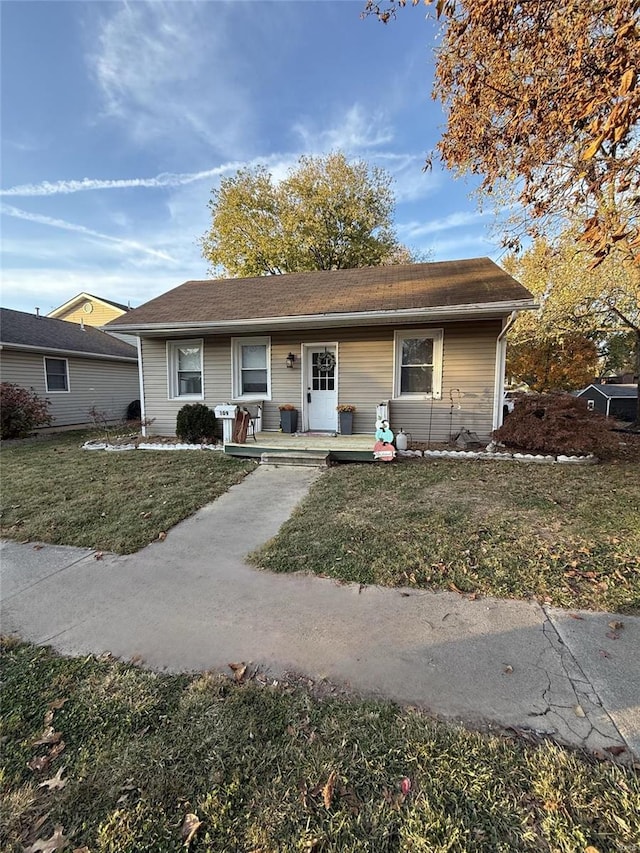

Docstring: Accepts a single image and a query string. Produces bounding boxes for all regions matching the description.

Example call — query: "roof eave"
[106,299,538,335]
[0,342,138,362]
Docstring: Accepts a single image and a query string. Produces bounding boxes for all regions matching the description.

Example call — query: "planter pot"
[338,411,354,435]
[280,410,298,433]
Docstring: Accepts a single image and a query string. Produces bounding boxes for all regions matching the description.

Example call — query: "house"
[105,259,537,443]
[47,292,131,327]
[576,384,638,421]
[0,308,140,429]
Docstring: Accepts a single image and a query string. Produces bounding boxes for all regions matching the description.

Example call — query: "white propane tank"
[396,429,408,452]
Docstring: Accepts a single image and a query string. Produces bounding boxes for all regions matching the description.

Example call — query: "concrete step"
[260,451,329,467]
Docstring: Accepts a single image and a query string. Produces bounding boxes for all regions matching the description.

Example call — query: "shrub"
[176,403,217,444]
[0,383,52,439]
[492,392,618,457]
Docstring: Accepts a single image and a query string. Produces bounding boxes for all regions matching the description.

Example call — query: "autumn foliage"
[493,393,618,457]
[507,334,598,392]
[0,383,52,439]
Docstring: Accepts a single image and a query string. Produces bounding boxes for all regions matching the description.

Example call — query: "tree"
[365,0,640,269]
[507,334,599,392]
[366,0,640,420]
[201,152,408,277]
[503,234,639,418]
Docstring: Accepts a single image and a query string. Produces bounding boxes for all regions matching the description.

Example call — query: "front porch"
[224,431,375,463]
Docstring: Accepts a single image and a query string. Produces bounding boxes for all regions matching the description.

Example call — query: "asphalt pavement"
[1,464,638,760]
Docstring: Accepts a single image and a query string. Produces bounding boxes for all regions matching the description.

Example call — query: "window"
[232,337,270,400]
[393,329,443,399]
[44,357,69,392]
[167,339,203,399]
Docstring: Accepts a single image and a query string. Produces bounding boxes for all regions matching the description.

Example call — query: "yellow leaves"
[582,134,605,160]
[181,813,202,847]
[322,770,338,809]
[618,68,636,96]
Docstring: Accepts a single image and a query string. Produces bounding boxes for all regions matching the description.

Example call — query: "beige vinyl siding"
[140,320,500,441]
[140,337,232,437]
[54,302,125,327]
[0,349,139,428]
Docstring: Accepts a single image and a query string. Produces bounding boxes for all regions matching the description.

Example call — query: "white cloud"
[1,204,177,263]
[293,103,395,154]
[399,210,489,240]
[88,2,254,157]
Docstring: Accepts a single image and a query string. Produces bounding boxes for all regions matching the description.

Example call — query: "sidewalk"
[1,464,638,759]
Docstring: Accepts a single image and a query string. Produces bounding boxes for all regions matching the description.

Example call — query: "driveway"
[1,464,638,759]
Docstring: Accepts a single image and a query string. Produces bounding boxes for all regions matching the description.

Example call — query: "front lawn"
[2,639,638,853]
[0,432,255,554]
[252,460,640,613]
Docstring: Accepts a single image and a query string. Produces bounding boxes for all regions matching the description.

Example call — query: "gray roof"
[578,384,638,399]
[0,308,137,360]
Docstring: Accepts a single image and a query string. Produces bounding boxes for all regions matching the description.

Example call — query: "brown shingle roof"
[107,258,534,329]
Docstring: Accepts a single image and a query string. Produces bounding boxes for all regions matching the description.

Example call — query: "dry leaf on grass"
[32,727,63,747]
[24,824,68,853]
[322,770,338,809]
[94,551,104,561]
[181,813,202,847]
[48,741,66,761]
[49,698,68,711]
[158,531,167,541]
[400,777,412,795]
[28,755,50,773]
[38,767,67,791]
[228,662,247,682]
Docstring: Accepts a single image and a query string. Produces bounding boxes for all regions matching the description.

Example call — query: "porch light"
[286,352,296,368]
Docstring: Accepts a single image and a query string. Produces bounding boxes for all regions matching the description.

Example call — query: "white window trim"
[393,328,443,400]
[43,356,70,393]
[231,336,271,401]
[167,338,204,400]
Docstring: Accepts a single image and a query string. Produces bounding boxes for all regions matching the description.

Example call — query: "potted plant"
[279,403,298,434]
[337,404,356,435]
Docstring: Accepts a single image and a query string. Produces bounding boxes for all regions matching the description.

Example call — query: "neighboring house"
[105,259,537,442]
[577,384,638,421]
[47,292,130,327]
[0,308,140,429]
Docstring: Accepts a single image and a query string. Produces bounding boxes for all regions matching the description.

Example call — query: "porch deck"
[224,431,375,462]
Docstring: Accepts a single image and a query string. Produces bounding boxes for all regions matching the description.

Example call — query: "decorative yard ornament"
[374,418,396,462]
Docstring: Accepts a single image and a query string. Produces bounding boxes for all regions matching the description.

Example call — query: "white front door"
[306,346,337,431]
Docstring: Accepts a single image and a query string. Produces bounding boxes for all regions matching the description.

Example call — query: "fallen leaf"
[181,813,202,847]
[574,704,586,718]
[323,770,338,809]
[32,728,63,747]
[598,649,611,658]
[605,631,620,640]
[38,767,67,791]
[604,745,626,756]
[73,848,90,853]
[228,662,247,683]
[43,710,55,727]
[584,847,600,853]
[503,665,513,674]
[94,551,104,561]
[33,544,44,551]
[28,756,50,773]
[568,613,584,620]
[48,741,66,761]
[24,824,68,853]
[608,620,623,631]
[49,698,67,711]
[158,531,167,541]
[400,777,411,795]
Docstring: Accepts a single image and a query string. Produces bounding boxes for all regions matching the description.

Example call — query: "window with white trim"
[44,357,69,392]
[232,337,271,400]
[167,339,203,399]
[393,329,443,399]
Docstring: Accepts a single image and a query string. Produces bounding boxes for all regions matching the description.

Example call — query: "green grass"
[0,432,256,553]
[252,460,640,613]
[1,639,638,853]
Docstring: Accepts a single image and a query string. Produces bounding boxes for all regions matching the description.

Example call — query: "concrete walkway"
[1,464,638,759]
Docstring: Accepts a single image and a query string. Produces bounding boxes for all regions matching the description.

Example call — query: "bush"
[0,383,52,439]
[492,392,618,456]
[176,403,217,444]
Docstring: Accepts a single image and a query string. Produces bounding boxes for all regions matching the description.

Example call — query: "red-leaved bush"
[492,392,618,457]
[0,383,52,439]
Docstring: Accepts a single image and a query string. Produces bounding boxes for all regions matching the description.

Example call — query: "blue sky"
[1,0,499,315]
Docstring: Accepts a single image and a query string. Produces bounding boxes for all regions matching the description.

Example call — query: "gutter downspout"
[136,336,147,437]
[492,311,519,431]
